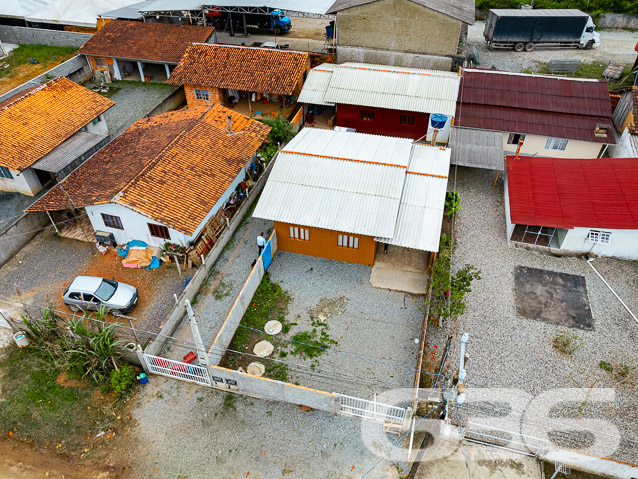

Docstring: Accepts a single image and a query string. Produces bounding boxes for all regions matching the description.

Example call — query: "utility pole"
[185,299,209,367]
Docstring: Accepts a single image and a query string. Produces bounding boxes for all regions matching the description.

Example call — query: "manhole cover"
[253,340,274,357]
[265,320,282,335]
[247,362,265,376]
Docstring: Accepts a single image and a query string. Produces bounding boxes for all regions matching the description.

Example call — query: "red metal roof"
[507,156,638,229]
[456,69,615,144]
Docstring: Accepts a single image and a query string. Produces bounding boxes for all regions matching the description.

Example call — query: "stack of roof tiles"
[79,20,215,63]
[0,76,114,172]
[168,44,309,95]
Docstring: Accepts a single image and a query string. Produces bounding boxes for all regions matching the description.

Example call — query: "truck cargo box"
[485,9,588,44]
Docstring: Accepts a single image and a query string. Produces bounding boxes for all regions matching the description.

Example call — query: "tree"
[262,112,295,145]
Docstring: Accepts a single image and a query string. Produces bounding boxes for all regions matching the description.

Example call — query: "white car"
[63,276,138,316]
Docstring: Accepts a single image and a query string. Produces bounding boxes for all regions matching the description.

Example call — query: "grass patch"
[0,44,77,79]
[213,278,234,300]
[289,327,337,359]
[0,346,123,450]
[552,331,582,356]
[528,61,633,90]
[267,362,289,382]
[222,392,237,411]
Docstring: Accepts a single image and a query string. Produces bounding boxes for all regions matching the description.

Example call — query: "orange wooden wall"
[274,221,377,266]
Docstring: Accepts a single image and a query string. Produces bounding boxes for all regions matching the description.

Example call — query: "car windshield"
[94,279,117,301]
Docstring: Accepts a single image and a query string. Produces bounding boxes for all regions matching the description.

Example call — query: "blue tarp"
[145,256,160,270]
[262,240,272,271]
[117,239,148,257]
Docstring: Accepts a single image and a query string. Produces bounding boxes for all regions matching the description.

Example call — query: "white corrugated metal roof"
[376,145,450,252]
[138,0,336,14]
[0,0,53,18]
[26,0,139,27]
[253,128,413,238]
[297,63,336,106]
[321,63,460,116]
[254,128,450,251]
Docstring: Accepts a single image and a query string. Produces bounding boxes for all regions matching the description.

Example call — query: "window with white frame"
[289,226,309,241]
[0,166,13,179]
[589,230,611,244]
[544,137,568,151]
[194,88,210,102]
[337,234,359,249]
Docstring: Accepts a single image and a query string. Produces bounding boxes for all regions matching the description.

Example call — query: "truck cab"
[580,16,600,50]
[269,9,291,34]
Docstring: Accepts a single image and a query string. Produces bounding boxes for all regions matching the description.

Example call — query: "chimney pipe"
[226,114,232,134]
[515,138,524,159]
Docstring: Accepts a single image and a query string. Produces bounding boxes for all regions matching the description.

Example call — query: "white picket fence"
[143,353,211,386]
[335,393,407,425]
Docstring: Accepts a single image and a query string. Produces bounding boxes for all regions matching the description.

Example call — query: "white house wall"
[558,227,638,260]
[85,114,109,135]
[502,133,604,159]
[607,127,636,158]
[85,203,190,247]
[0,167,42,196]
[503,174,515,240]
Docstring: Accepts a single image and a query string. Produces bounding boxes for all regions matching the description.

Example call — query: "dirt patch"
[56,372,87,388]
[310,296,348,321]
[0,61,65,95]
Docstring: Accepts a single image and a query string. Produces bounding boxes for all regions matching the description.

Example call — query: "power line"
[0,213,90,241]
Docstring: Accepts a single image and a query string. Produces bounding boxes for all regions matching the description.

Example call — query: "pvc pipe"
[587,259,638,325]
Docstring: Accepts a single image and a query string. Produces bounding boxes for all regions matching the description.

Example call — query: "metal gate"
[143,353,211,386]
[460,421,548,457]
[335,393,407,425]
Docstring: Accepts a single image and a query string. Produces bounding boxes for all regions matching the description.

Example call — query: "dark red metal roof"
[507,156,638,229]
[456,69,615,144]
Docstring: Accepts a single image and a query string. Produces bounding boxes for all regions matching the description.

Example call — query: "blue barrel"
[431,114,448,129]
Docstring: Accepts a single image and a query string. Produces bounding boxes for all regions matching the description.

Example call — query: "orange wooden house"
[253,128,451,266]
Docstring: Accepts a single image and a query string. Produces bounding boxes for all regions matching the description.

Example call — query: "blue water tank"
[431,114,448,129]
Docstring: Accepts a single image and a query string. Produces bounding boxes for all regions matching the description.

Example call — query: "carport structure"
[79,20,215,82]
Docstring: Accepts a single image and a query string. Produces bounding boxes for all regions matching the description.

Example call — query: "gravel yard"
[83,80,180,138]
[0,228,185,334]
[428,166,638,463]
[466,22,638,73]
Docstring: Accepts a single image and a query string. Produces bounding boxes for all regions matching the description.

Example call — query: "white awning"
[0,0,54,18]
[138,0,336,15]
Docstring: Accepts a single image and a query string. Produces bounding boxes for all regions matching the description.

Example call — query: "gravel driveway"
[428,166,638,464]
[466,22,638,72]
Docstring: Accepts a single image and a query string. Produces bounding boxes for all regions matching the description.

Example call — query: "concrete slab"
[415,435,543,479]
[514,266,594,330]
[370,245,429,295]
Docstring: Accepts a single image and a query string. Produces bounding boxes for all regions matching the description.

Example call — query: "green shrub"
[262,113,295,145]
[110,364,137,394]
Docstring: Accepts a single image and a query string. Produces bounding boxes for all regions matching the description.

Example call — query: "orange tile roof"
[0,77,115,172]
[30,105,270,236]
[79,20,215,64]
[167,44,309,95]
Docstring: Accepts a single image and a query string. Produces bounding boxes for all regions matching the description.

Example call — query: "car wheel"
[524,42,535,52]
[583,41,594,50]
[111,310,123,317]
[514,42,525,52]
[68,304,80,312]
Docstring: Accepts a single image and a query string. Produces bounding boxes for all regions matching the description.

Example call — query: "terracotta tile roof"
[167,44,309,95]
[0,77,115,172]
[78,20,215,64]
[30,105,270,236]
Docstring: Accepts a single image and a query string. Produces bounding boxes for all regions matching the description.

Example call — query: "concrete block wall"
[12,26,92,48]
[0,25,19,44]
[184,84,224,108]
[144,87,185,118]
[0,212,49,268]
[0,55,90,104]
[337,45,453,71]
[208,364,341,413]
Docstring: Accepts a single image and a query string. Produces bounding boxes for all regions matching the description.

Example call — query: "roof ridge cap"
[0,76,64,113]
[190,42,308,55]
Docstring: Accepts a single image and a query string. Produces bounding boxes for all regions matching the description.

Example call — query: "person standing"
[257,232,266,256]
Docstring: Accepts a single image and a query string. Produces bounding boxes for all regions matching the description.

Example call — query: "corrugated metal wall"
[274,221,377,266]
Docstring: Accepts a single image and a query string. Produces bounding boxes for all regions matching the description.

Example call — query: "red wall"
[336,104,430,139]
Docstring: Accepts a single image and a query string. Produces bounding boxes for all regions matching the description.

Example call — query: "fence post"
[136,345,149,373]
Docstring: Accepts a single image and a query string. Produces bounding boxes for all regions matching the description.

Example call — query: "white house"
[29,104,270,248]
[455,69,616,165]
[0,76,114,196]
[505,155,638,260]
